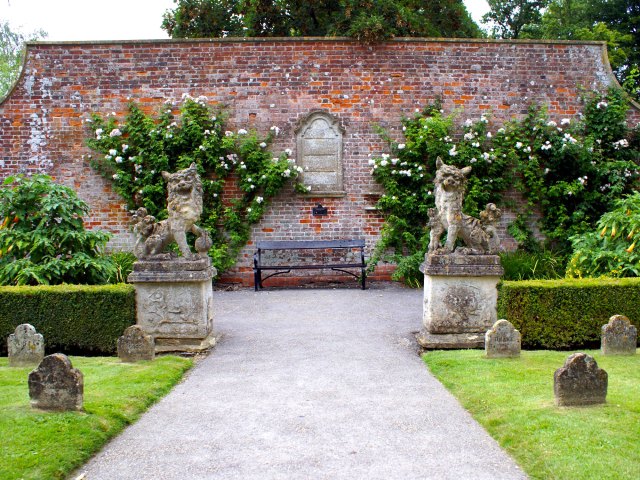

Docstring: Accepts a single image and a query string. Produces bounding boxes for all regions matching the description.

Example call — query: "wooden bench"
[253,239,366,291]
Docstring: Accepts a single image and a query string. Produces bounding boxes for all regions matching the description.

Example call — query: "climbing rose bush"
[87,95,305,274]
[369,89,640,284]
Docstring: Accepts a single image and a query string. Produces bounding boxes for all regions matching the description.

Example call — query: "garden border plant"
[87,94,307,275]
[369,88,640,283]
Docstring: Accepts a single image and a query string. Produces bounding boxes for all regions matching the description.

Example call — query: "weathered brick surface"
[1,38,637,284]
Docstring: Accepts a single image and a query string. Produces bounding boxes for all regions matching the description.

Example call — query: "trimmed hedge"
[0,284,135,355]
[498,278,640,349]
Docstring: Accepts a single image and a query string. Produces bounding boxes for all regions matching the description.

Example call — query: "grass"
[423,349,640,480]
[0,355,193,480]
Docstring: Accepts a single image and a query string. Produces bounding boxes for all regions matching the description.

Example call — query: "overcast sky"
[1,0,490,42]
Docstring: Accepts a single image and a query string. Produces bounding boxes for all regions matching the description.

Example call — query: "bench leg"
[254,269,260,291]
[361,268,366,290]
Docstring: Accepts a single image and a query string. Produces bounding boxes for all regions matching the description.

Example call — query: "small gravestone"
[554,353,607,407]
[601,315,637,355]
[28,353,83,411]
[117,325,155,362]
[485,319,521,358]
[8,323,45,367]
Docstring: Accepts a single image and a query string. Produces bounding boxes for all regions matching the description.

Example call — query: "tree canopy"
[161,0,481,42]
[483,0,639,100]
[0,21,46,99]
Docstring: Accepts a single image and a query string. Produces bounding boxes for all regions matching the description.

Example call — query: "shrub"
[497,278,640,349]
[499,250,565,281]
[567,191,640,277]
[0,175,115,285]
[0,284,135,355]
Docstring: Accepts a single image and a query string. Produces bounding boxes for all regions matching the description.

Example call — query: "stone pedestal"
[417,254,503,349]
[128,258,216,354]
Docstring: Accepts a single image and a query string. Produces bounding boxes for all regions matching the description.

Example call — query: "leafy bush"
[0,175,115,285]
[497,278,640,349]
[567,191,640,277]
[87,95,304,275]
[107,251,137,283]
[499,250,565,281]
[0,284,135,355]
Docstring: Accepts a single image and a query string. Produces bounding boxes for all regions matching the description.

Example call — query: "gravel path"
[76,283,526,480]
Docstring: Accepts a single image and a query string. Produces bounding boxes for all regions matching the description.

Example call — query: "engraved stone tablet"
[295,111,344,194]
[118,325,155,362]
[28,353,84,411]
[554,353,607,407]
[485,319,521,358]
[601,314,637,355]
[8,323,45,367]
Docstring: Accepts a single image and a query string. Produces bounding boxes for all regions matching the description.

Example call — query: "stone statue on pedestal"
[418,158,504,350]
[128,163,216,353]
[427,157,501,255]
[131,163,212,260]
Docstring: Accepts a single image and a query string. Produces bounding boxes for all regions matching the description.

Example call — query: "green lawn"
[423,349,640,480]
[0,355,193,480]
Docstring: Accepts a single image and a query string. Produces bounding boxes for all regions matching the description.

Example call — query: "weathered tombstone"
[601,314,637,355]
[554,353,607,407]
[128,163,216,353]
[7,323,45,367]
[117,325,155,362]
[485,319,521,358]
[28,353,84,411]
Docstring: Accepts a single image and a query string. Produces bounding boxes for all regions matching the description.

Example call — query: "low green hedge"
[498,278,640,349]
[0,284,135,356]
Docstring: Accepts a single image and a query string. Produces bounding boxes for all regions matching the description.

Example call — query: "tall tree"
[482,0,549,39]
[162,0,481,42]
[0,22,46,99]
[539,0,639,100]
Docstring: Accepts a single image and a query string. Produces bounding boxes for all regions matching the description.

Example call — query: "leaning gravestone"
[601,314,637,356]
[8,323,45,367]
[117,325,155,362]
[554,353,607,407]
[28,353,83,411]
[485,319,521,358]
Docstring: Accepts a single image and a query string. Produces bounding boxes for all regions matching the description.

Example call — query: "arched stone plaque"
[295,111,345,194]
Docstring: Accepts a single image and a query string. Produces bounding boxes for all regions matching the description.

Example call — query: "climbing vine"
[370,89,640,283]
[87,95,305,274]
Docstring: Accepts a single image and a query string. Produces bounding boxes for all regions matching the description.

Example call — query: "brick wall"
[1,38,637,285]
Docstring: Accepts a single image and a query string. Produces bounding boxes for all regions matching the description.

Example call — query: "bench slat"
[256,239,365,250]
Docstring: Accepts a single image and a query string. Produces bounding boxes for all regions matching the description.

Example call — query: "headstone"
[601,314,637,355]
[28,353,83,411]
[554,353,607,407]
[7,323,45,367]
[485,319,521,358]
[117,325,155,362]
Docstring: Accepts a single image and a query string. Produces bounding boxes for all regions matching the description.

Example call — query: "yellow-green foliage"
[498,278,640,349]
[0,284,135,355]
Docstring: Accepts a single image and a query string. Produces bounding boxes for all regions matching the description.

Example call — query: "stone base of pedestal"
[419,254,503,350]
[128,257,217,354]
[416,331,485,349]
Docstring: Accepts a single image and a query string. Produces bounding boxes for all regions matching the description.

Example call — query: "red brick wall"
[0,38,637,285]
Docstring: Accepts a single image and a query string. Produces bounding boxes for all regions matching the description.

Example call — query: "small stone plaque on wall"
[295,111,345,195]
